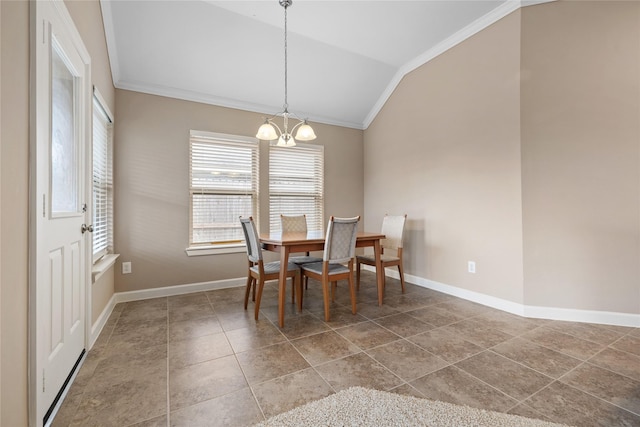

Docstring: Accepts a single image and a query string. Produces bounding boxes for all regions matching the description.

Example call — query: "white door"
[30,1,92,425]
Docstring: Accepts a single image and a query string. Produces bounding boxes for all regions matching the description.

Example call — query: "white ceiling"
[101,0,540,130]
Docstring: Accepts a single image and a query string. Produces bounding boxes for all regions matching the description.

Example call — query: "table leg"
[278,247,290,328]
[374,239,384,306]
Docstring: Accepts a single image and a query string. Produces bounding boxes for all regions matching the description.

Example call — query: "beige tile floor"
[52,271,640,426]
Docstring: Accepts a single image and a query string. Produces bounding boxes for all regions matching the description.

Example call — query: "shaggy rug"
[254,386,569,427]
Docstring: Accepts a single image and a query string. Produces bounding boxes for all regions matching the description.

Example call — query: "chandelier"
[256,0,316,147]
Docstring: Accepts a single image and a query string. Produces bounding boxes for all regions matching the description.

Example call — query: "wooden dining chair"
[356,214,407,293]
[239,216,300,320]
[280,214,323,290]
[300,216,360,321]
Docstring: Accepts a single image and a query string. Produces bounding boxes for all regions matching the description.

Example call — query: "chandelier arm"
[289,119,305,133]
[267,119,283,136]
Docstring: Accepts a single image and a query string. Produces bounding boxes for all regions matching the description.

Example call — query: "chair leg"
[398,264,405,293]
[291,278,295,304]
[252,278,257,301]
[244,275,252,310]
[348,272,357,315]
[296,272,303,312]
[331,281,338,302]
[254,279,265,320]
[321,279,331,322]
[356,261,361,291]
[304,252,310,290]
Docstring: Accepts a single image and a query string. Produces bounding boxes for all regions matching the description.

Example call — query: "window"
[92,90,114,261]
[189,131,259,246]
[269,144,324,233]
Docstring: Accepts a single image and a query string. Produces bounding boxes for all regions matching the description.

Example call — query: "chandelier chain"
[255,0,315,145]
[283,3,288,111]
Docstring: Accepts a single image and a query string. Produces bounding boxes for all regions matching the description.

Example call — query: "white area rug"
[255,386,569,427]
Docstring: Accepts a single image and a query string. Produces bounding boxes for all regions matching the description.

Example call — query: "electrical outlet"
[122,261,132,274]
[468,261,476,274]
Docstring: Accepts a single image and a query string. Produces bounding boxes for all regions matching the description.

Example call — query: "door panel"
[48,248,64,354]
[31,2,92,425]
[70,240,82,326]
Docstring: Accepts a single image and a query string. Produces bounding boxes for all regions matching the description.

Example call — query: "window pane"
[191,142,255,191]
[51,41,79,214]
[191,193,253,244]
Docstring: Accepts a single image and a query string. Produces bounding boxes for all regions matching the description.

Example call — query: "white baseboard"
[114,277,245,304]
[361,265,640,328]
[90,294,117,349]
[523,305,639,328]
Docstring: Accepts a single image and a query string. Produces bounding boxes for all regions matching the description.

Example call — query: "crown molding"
[105,1,556,131]
[115,78,365,130]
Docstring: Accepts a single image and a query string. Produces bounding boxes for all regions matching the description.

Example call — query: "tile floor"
[52,271,640,426]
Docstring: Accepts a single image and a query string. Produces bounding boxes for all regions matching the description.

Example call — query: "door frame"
[28,1,93,426]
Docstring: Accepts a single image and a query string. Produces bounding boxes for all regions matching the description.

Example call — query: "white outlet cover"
[468,261,476,273]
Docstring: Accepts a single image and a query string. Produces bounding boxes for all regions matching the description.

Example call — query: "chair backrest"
[323,216,360,263]
[280,214,308,233]
[381,214,407,250]
[239,216,262,263]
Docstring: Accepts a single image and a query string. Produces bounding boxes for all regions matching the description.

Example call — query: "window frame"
[188,130,259,253]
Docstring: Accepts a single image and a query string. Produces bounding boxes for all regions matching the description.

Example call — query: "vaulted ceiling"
[101,1,544,129]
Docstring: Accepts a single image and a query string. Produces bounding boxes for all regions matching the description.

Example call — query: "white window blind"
[269,144,324,233]
[189,131,259,245]
[92,92,113,261]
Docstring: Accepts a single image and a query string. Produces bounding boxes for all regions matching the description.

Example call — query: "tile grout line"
[209,290,268,423]
[166,298,170,427]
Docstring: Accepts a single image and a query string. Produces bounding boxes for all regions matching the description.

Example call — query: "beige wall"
[0,1,3,420]
[114,90,363,292]
[365,0,640,316]
[1,1,30,424]
[521,1,640,313]
[365,11,525,303]
[65,0,115,114]
[0,1,114,424]
[92,269,115,324]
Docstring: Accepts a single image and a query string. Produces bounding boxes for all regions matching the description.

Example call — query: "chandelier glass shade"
[256,0,316,147]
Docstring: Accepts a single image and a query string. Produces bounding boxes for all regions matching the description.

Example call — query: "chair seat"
[301,262,350,275]
[289,255,323,265]
[356,254,400,263]
[250,261,298,275]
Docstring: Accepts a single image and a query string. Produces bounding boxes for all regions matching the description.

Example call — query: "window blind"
[269,144,324,233]
[189,131,259,245]
[92,94,113,261]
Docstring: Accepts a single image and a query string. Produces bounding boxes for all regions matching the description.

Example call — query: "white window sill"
[185,244,246,257]
[92,253,120,283]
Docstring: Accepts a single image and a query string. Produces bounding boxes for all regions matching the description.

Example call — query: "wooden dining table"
[260,230,386,327]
